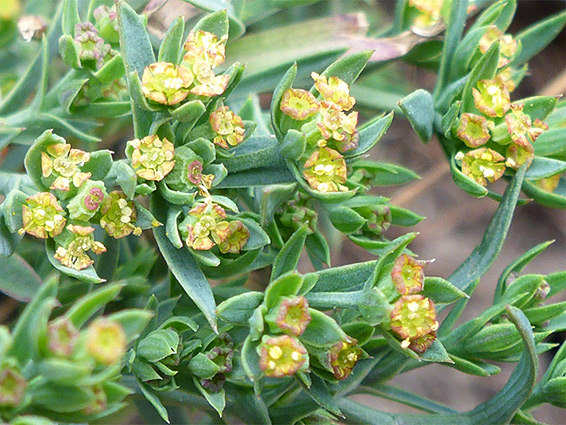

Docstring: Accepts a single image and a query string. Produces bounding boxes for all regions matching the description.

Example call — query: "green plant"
[0,0,563,424]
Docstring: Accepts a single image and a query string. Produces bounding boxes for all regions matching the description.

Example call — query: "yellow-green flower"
[390,295,438,349]
[141,62,194,105]
[41,143,91,192]
[317,101,359,152]
[185,202,230,250]
[129,135,175,181]
[86,318,127,365]
[267,296,311,336]
[190,60,229,97]
[99,191,141,239]
[456,113,492,148]
[20,192,66,239]
[479,26,517,68]
[505,139,534,170]
[408,0,443,27]
[311,72,355,111]
[303,147,348,192]
[472,79,511,118]
[54,225,107,271]
[46,318,79,358]
[280,88,320,120]
[0,367,26,407]
[259,335,308,378]
[218,220,249,254]
[391,254,426,295]
[183,30,227,69]
[457,147,506,186]
[209,106,245,149]
[329,337,361,380]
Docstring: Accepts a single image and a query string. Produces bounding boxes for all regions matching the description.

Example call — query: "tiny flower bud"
[259,335,308,378]
[408,332,436,354]
[479,26,517,68]
[391,254,425,295]
[209,106,246,149]
[363,205,391,236]
[218,220,250,254]
[86,318,127,365]
[303,147,348,193]
[20,192,66,239]
[0,367,26,407]
[279,200,318,234]
[329,337,362,380]
[472,79,510,118]
[128,135,176,181]
[73,22,105,66]
[83,384,107,415]
[99,191,141,239]
[460,148,506,186]
[46,318,79,357]
[184,202,230,250]
[280,89,320,120]
[54,225,107,271]
[266,296,311,336]
[534,280,551,300]
[141,62,194,105]
[390,295,439,344]
[41,142,91,192]
[93,5,119,43]
[456,113,491,148]
[311,73,355,111]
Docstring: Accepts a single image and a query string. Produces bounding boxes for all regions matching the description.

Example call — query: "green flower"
[20,192,66,239]
[505,139,534,170]
[93,5,119,43]
[54,225,107,271]
[311,72,355,111]
[189,60,230,97]
[46,318,79,358]
[280,88,320,120]
[303,147,348,192]
[0,367,26,407]
[259,335,308,378]
[86,318,127,365]
[479,26,517,68]
[129,135,176,181]
[99,191,141,239]
[505,104,545,145]
[456,113,492,148]
[390,295,438,350]
[209,106,245,149]
[328,337,362,380]
[218,220,250,254]
[184,201,230,250]
[472,79,511,118]
[41,142,91,192]
[141,62,194,105]
[317,101,359,152]
[266,296,311,336]
[183,30,227,68]
[83,384,107,416]
[67,180,107,222]
[390,254,426,295]
[457,148,506,186]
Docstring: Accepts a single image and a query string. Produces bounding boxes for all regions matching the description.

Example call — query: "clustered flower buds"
[303,147,348,193]
[479,26,518,68]
[73,21,118,70]
[20,192,66,239]
[209,106,246,149]
[259,335,308,378]
[129,135,176,181]
[277,193,318,234]
[100,191,142,239]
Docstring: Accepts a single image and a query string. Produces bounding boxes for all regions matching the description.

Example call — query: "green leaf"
[28,381,94,413]
[191,7,232,39]
[346,113,394,158]
[93,54,126,83]
[165,206,184,249]
[309,260,376,293]
[306,231,331,267]
[351,161,420,186]
[158,16,185,64]
[194,377,226,417]
[58,35,81,69]
[170,100,206,124]
[264,273,304,309]
[301,309,347,348]
[447,165,526,292]
[38,358,92,384]
[258,183,297,226]
[138,329,179,362]
[534,129,566,157]
[271,64,297,140]
[0,253,41,302]
[422,277,468,305]
[389,205,425,227]
[525,157,566,180]
[107,160,137,200]
[62,0,80,36]
[298,373,343,418]
[239,217,271,251]
[221,136,283,173]
[106,309,154,344]
[82,150,114,181]
[329,207,365,234]
[461,43,500,113]
[216,291,263,325]
[138,381,170,423]
[46,239,105,284]
[418,340,453,364]
[152,193,217,331]
[448,354,500,376]
[398,90,434,143]
[514,11,566,65]
[218,166,295,188]
[66,283,124,328]
[311,50,372,93]
[280,129,306,161]
[359,384,456,414]
[271,226,307,281]
[519,95,558,121]
[522,178,566,209]
[0,217,22,258]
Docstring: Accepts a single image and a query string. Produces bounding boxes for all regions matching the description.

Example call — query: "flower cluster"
[407,0,443,28]
[279,73,360,193]
[389,254,438,354]
[141,30,229,106]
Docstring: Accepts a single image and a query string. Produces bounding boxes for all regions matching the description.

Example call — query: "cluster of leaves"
[0,0,563,424]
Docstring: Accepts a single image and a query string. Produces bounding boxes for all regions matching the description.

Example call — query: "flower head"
[329,337,362,380]
[278,197,318,234]
[456,113,492,148]
[505,104,545,145]
[505,139,534,170]
[458,147,506,186]
[0,367,26,407]
[141,62,194,105]
[46,318,79,357]
[280,89,320,120]
[259,335,308,378]
[83,384,107,415]
[67,180,107,222]
[86,318,127,365]
[317,101,359,152]
[269,296,311,336]
[479,26,517,68]
[129,135,175,181]
[210,106,245,149]
[74,22,105,64]
[218,220,249,254]
[303,147,348,192]
[99,191,141,239]
[391,254,425,295]
[54,225,107,270]
[390,295,438,347]
[311,73,355,111]
[20,192,66,239]
[41,143,91,192]
[185,201,230,250]
[183,30,227,69]
[190,60,229,97]
[472,79,511,118]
